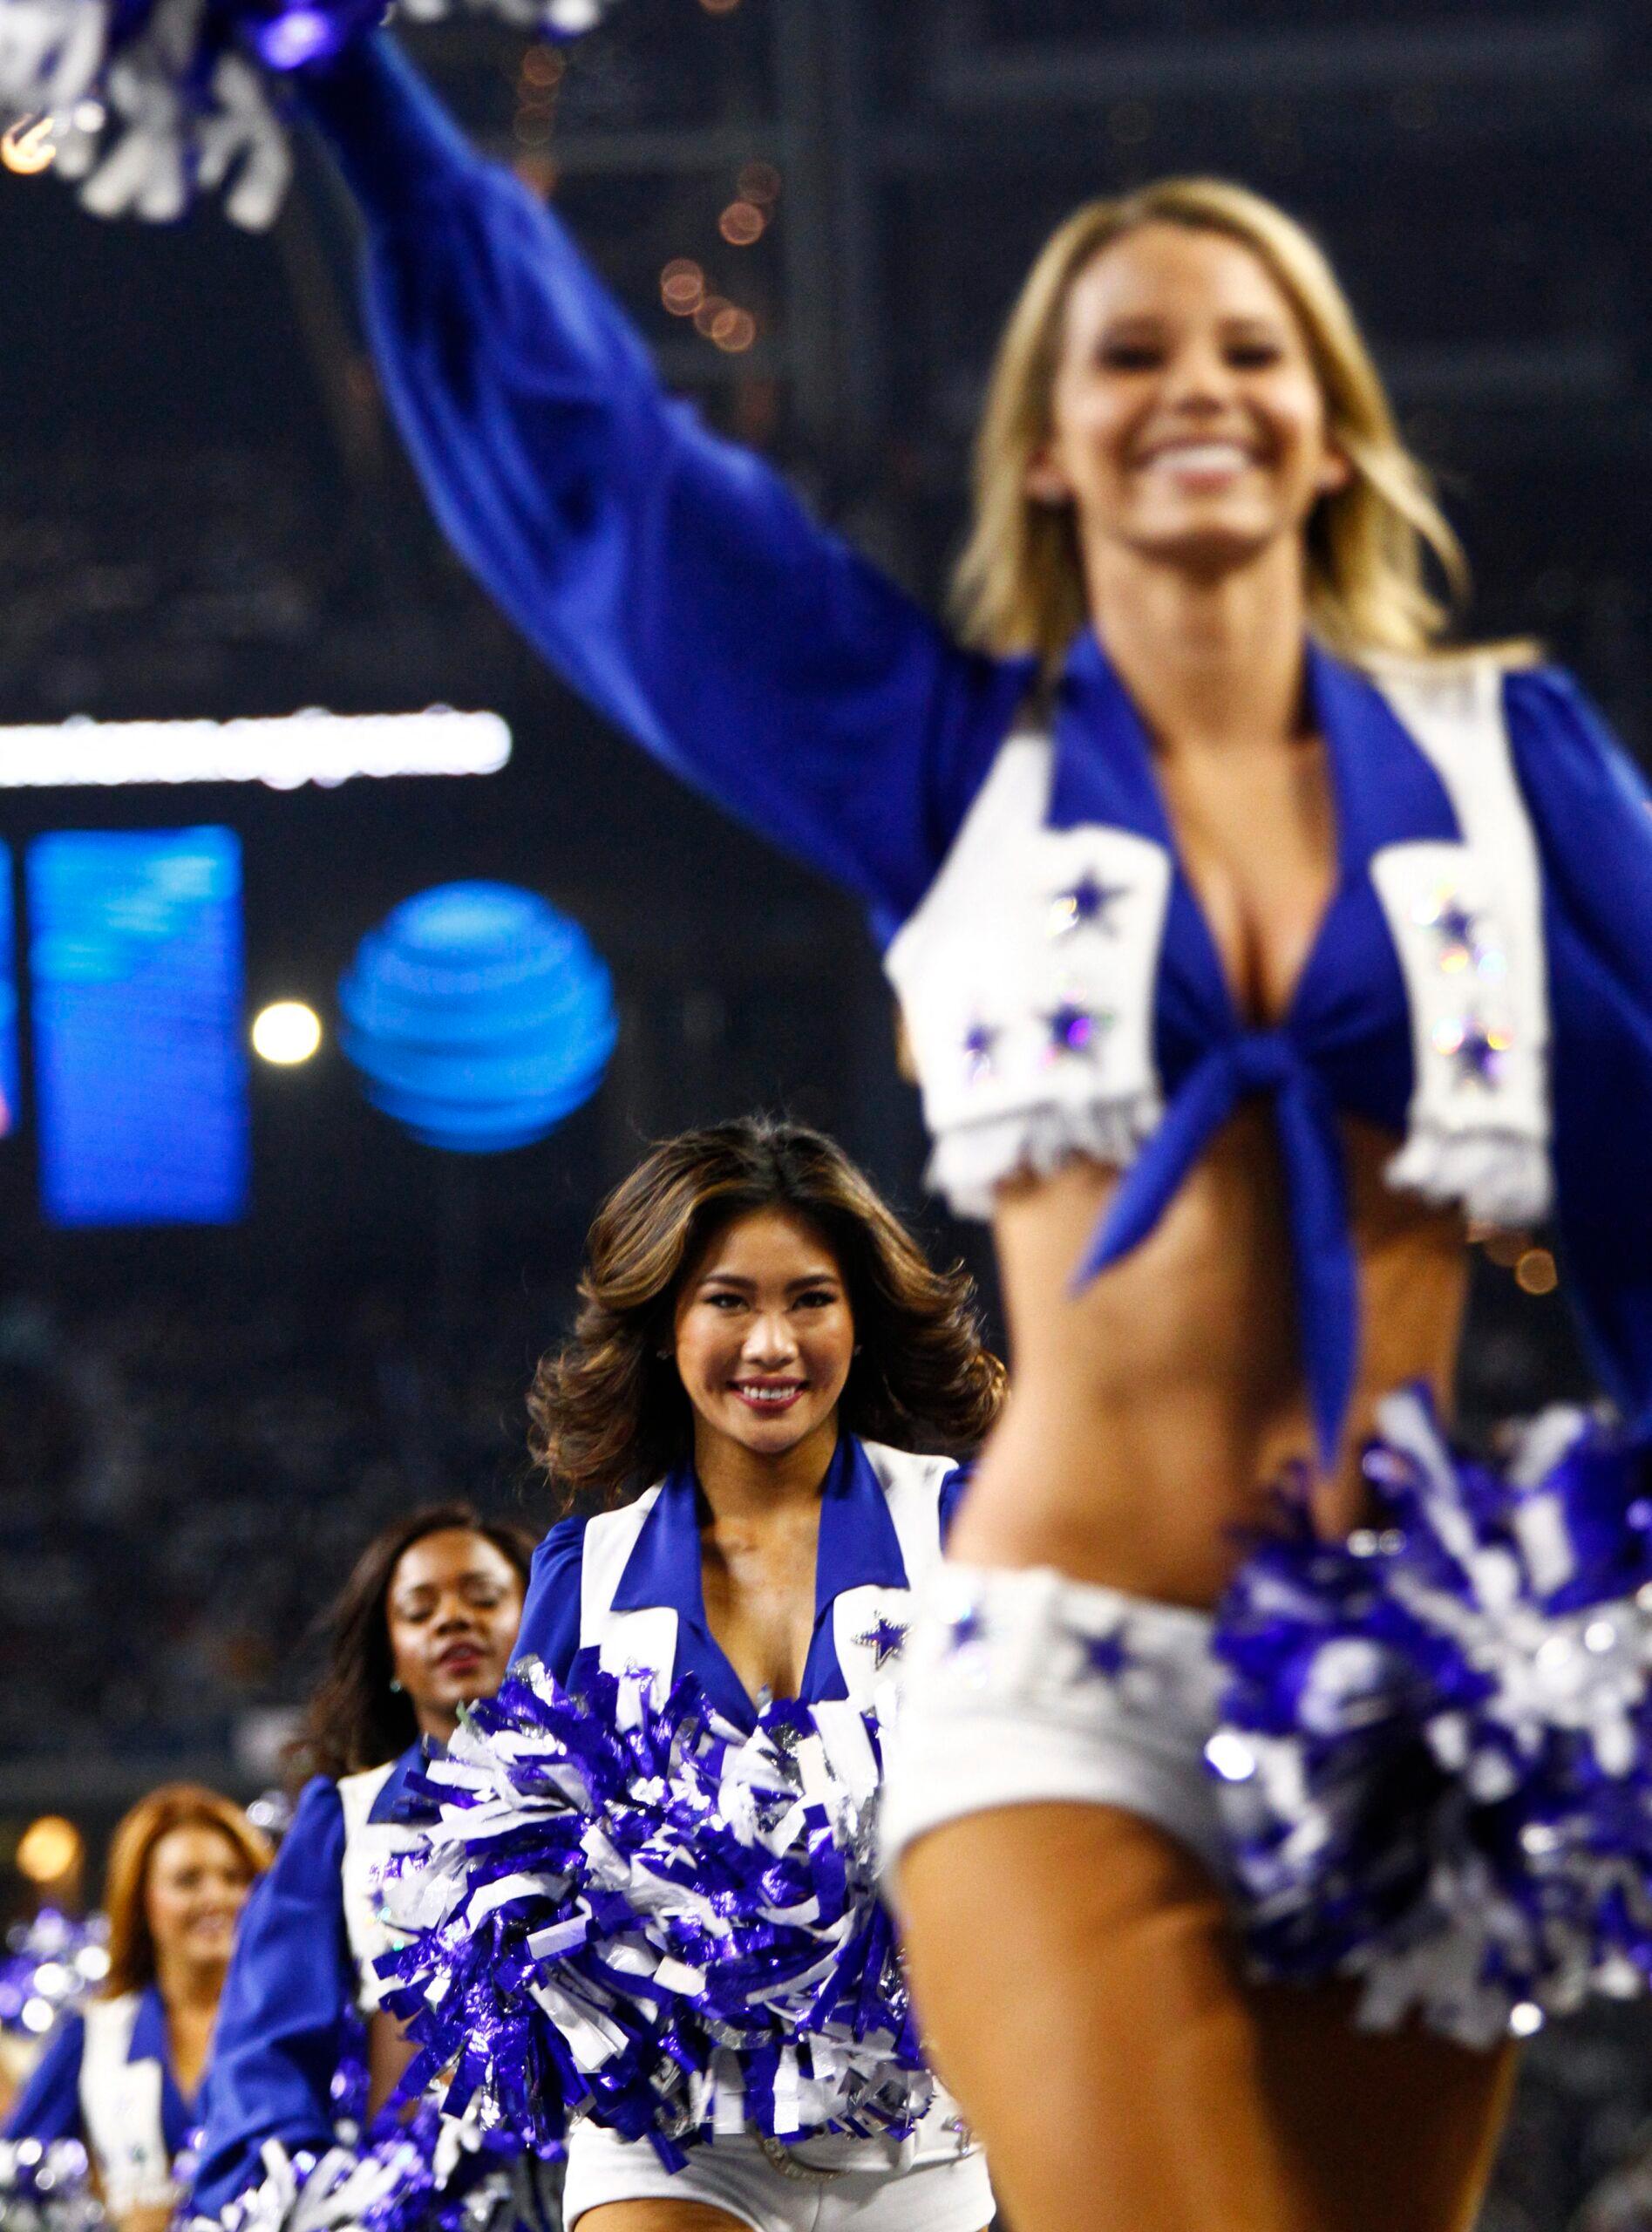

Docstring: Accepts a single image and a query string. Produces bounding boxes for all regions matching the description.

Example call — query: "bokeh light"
[17,1819,82,1885]
[252,1001,323,1065]
[718,199,766,247]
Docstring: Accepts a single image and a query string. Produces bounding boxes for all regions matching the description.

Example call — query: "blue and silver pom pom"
[0,2140,104,2232]
[377,1662,930,2167]
[0,1912,109,2045]
[1211,1385,1652,2045]
[0,0,616,228]
[194,2100,556,2232]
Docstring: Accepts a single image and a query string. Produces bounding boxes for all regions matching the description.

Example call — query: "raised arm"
[300,35,1032,938]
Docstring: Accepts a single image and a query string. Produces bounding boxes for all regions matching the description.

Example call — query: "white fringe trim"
[1384,1124,1553,1232]
[924,1095,1159,1221]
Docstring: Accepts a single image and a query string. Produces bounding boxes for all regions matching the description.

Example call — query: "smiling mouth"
[436,1643,485,1673]
[731,1382,806,1412]
[1139,439,1257,477]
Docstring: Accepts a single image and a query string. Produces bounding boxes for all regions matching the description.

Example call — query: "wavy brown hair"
[289,1502,537,1785]
[530,1117,1005,1514]
[102,1785,271,1998]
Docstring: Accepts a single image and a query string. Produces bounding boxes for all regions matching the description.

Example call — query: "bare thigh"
[574,2206,754,2232]
[896,1803,1514,2232]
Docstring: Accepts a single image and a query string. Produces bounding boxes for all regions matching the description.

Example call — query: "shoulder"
[529,1511,594,1583]
[261,1775,346,1889]
[858,1440,961,1505]
[335,1758,398,1836]
[3,2009,86,2139]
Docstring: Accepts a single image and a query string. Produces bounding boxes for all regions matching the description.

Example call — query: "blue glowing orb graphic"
[337,881,617,1153]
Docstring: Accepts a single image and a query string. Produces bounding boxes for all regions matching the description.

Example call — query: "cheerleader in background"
[411,1116,1002,2232]
[188,1503,534,2224]
[5,1786,271,2232]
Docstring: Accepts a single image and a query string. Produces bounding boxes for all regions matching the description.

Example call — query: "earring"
[390,1677,404,1694]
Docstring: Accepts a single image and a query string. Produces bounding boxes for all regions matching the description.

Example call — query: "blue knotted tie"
[1071,1029,1356,1468]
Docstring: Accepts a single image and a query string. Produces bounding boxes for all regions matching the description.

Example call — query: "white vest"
[579,1440,955,1714]
[337,1759,423,2013]
[885,654,1552,1232]
[78,1995,174,2212]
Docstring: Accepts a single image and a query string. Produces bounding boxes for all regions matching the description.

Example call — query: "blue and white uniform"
[7,1985,199,2215]
[188,1748,425,2222]
[299,33,1652,1453]
[515,1434,991,2232]
[293,31,1652,2035]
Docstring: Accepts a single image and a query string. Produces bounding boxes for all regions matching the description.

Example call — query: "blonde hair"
[953,177,1479,674]
[101,1784,271,1997]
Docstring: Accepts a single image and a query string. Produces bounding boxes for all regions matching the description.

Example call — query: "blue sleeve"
[1506,667,1652,1423]
[937,1463,972,1543]
[299,35,1031,942]
[511,1517,588,1684]
[3,2015,85,2145]
[189,1779,351,2217]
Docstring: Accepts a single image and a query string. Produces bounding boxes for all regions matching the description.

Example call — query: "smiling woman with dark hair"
[384,1116,1003,2232]
[188,1505,535,2229]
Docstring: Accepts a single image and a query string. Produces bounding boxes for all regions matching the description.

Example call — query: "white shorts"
[878,1562,1227,1883]
[561,2120,993,2232]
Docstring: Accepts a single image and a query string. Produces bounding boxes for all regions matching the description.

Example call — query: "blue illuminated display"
[28,829,249,1225]
[338,881,616,1153]
[0,847,17,1139]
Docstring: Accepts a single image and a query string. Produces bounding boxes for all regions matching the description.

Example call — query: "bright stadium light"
[252,1002,323,1065]
[0,708,511,790]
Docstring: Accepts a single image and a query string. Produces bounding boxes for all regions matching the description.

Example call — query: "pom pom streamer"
[376,1664,931,2166]
[189,2099,557,2232]
[1211,1385,1652,2045]
[0,1911,108,2041]
[0,2141,104,2232]
[0,0,617,228]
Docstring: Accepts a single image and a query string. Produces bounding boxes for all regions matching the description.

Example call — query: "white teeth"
[1146,441,1251,473]
[737,1385,799,1403]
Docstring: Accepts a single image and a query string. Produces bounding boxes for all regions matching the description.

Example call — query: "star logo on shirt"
[962,1020,1000,1083]
[1043,1001,1113,1062]
[1075,1629,1128,1680]
[854,1616,909,1671]
[946,1603,986,1653]
[1049,872,1130,940]
[1433,1014,1511,1086]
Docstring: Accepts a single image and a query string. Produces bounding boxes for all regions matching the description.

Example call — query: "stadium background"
[1,2,1649,2219]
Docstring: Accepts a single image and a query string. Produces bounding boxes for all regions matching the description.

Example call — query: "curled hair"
[290,1502,537,1785]
[102,1785,271,1998]
[953,177,1530,674]
[529,1117,1005,1513]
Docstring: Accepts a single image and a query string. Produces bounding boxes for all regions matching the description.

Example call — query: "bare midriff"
[947,1102,1472,1609]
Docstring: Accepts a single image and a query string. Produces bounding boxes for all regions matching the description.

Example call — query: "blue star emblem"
[1433,1014,1509,1086]
[1049,873,1129,940]
[855,1616,909,1671]
[962,1021,999,1082]
[1077,1630,1128,1680]
[1044,1002,1112,1060]
[946,1603,985,1653]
